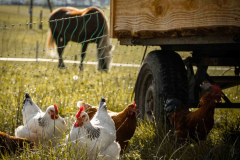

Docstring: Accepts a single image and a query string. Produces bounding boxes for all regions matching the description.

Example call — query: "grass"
[0,4,240,160]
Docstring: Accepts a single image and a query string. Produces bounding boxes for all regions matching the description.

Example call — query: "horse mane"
[50,6,104,18]
[65,6,101,16]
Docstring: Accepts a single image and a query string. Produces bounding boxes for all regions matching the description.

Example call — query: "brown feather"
[0,131,34,156]
[169,86,222,141]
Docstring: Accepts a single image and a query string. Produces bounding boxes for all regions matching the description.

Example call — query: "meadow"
[0,5,240,160]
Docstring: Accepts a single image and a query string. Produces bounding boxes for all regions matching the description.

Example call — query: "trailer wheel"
[135,50,188,124]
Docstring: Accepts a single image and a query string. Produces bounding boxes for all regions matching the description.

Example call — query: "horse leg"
[57,36,68,68]
[79,42,88,71]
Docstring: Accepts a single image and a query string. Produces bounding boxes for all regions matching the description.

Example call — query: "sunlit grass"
[1,60,240,159]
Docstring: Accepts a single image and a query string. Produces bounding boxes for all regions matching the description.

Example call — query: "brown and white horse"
[47,7,113,71]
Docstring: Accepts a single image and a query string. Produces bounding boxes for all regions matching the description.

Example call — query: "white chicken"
[66,97,120,160]
[15,93,67,145]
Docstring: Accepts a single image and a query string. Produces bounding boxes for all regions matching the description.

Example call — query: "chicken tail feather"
[98,97,106,109]
[165,98,182,113]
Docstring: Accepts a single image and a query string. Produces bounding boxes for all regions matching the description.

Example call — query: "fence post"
[74,55,77,66]
[36,41,38,62]
[18,0,20,14]
[47,0,52,13]
[39,10,42,29]
[29,0,33,29]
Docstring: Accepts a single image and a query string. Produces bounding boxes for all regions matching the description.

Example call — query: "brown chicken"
[166,84,222,141]
[78,101,137,154]
[0,131,34,156]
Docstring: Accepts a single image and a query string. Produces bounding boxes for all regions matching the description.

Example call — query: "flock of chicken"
[0,84,223,159]
[1,94,137,159]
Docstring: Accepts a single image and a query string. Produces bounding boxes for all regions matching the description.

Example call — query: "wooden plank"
[118,35,240,51]
[110,0,116,38]
[111,0,240,39]
[192,57,240,66]
[120,35,239,45]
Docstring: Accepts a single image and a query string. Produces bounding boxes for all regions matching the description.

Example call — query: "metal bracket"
[184,57,196,104]
[235,66,240,76]
[191,57,240,66]
[131,37,142,45]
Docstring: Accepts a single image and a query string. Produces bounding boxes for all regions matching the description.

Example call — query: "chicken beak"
[128,106,137,115]
[76,117,83,127]
[133,107,137,111]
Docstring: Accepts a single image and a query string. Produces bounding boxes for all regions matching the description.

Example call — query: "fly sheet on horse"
[47,6,113,71]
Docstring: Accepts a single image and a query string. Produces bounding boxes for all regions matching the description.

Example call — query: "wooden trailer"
[110,0,240,122]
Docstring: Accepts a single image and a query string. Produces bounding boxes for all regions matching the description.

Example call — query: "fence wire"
[0,6,150,143]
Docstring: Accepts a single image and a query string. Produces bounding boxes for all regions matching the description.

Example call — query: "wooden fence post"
[29,0,33,29]
[36,41,38,62]
[74,55,77,66]
[39,10,42,29]
[47,0,52,13]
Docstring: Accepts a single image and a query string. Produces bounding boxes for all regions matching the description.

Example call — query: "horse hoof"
[101,69,108,73]
[58,64,66,69]
[97,67,108,72]
[79,64,84,71]
[58,65,66,69]
[59,66,67,69]
[79,68,84,71]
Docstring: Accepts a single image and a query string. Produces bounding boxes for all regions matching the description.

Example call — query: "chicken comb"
[212,84,222,93]
[76,106,84,118]
[133,101,137,108]
[54,104,59,113]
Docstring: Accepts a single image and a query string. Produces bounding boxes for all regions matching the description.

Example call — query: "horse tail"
[46,29,57,58]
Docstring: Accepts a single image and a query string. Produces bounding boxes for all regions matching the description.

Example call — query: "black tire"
[135,50,188,124]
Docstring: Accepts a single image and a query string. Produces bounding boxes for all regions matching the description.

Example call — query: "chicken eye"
[82,115,85,118]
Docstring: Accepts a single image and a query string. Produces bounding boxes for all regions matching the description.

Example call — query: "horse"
[47,6,113,71]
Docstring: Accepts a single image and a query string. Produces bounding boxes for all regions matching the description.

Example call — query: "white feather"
[15,94,67,145]
[67,99,120,159]
[91,101,116,137]
[15,125,38,142]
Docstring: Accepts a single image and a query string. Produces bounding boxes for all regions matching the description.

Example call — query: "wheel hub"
[145,83,155,120]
